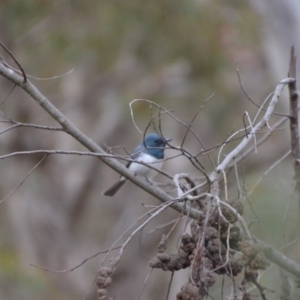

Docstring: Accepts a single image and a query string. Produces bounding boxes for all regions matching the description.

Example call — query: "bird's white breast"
[129,153,163,179]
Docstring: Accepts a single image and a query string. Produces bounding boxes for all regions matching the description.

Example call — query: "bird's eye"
[155,139,159,144]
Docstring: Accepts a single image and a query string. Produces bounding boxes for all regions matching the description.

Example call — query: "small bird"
[103,133,171,196]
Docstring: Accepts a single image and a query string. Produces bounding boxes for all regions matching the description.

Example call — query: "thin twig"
[130,98,212,169]
[112,201,174,266]
[0,41,27,82]
[0,123,63,136]
[137,268,153,300]
[247,150,291,197]
[30,246,121,273]
[166,271,175,300]
[237,62,286,117]
[216,77,294,173]
[0,155,48,204]
[0,84,16,108]
[101,200,175,266]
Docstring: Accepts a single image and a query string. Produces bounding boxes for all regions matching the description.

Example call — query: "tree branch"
[0,62,200,219]
[288,46,300,206]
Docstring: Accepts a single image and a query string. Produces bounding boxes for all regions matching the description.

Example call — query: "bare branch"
[217,78,294,173]
[0,62,203,218]
[288,46,300,206]
[261,241,300,277]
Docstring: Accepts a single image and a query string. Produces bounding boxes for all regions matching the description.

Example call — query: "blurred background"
[0,0,300,299]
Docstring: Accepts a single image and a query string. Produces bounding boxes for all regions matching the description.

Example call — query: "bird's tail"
[103,179,126,196]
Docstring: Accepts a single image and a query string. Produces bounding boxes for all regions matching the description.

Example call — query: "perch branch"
[0,62,201,219]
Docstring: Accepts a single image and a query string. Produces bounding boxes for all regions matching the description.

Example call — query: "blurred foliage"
[0,0,263,89]
[0,248,57,300]
[0,0,267,149]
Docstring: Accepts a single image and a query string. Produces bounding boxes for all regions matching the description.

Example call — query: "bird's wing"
[124,142,145,167]
[131,142,145,158]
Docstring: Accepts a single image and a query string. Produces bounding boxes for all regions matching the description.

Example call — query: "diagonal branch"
[0,62,200,219]
[209,77,295,196]
[216,78,294,173]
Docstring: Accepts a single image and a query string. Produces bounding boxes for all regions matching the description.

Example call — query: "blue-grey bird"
[103,133,171,196]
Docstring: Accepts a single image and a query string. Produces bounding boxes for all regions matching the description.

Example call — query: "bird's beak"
[166,138,172,143]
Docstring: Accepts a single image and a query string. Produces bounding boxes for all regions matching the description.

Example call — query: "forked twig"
[0,41,27,83]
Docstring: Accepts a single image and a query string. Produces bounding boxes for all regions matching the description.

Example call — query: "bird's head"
[144,133,171,148]
[143,133,172,159]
